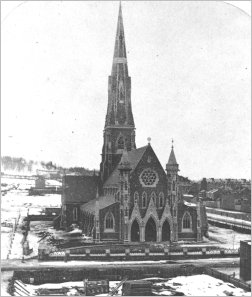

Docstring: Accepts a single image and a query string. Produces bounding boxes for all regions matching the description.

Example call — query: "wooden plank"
[14,286,29,296]
[108,277,128,296]
[14,281,30,296]
[15,280,27,287]
[14,283,29,295]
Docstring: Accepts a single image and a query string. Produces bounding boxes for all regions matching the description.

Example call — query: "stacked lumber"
[122,280,152,296]
[13,280,35,296]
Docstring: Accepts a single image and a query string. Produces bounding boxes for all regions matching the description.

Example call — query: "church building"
[59,3,208,243]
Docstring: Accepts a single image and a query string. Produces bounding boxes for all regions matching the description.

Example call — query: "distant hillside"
[1,156,98,176]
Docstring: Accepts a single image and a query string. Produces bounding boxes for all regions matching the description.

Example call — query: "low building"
[220,188,251,213]
[60,174,100,229]
[240,240,251,282]
[206,189,220,200]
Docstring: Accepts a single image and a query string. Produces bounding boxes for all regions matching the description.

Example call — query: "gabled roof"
[63,175,100,204]
[104,145,148,187]
[80,195,117,215]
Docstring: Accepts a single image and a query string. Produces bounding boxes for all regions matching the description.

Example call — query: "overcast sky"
[1,1,251,180]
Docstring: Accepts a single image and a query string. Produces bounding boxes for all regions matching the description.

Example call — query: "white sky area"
[1,1,251,180]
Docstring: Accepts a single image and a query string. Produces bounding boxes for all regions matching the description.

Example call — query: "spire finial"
[147,137,151,145]
[171,139,174,149]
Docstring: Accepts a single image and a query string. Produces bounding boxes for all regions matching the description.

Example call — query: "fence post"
[164,247,169,256]
[125,248,130,258]
[105,249,110,257]
[183,248,188,256]
[220,249,225,256]
[64,249,70,262]
[85,248,90,258]
[202,248,206,256]
[145,248,150,257]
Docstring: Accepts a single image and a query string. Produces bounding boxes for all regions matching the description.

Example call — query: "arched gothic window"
[117,135,125,150]
[104,212,115,231]
[73,207,78,221]
[119,80,124,103]
[151,192,157,206]
[159,192,164,208]
[134,192,139,205]
[172,181,176,191]
[142,192,147,208]
[182,212,192,232]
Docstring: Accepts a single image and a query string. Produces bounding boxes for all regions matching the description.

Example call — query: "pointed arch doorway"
[131,220,140,242]
[145,217,157,242]
[162,220,171,241]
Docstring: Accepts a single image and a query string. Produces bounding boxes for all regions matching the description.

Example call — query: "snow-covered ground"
[207,212,251,227]
[1,177,61,260]
[146,274,250,296]
[2,275,250,296]
[207,225,251,249]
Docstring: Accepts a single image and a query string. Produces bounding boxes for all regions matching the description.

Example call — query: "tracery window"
[142,192,147,208]
[140,168,159,187]
[182,212,192,231]
[105,212,115,230]
[134,192,139,205]
[159,192,164,208]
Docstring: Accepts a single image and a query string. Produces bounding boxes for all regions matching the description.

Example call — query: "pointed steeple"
[168,149,178,166]
[111,2,128,76]
[113,2,127,59]
[166,140,179,172]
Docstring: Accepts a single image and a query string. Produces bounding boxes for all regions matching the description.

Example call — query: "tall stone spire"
[112,2,128,75]
[100,2,136,184]
[105,1,134,127]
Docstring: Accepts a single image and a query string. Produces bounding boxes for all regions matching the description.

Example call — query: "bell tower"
[100,2,136,184]
[166,140,179,242]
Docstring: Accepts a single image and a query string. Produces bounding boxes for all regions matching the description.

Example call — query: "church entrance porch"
[162,220,171,241]
[131,220,140,242]
[145,217,157,242]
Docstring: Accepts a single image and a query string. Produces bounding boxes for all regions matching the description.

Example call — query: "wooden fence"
[205,267,251,292]
[39,246,240,261]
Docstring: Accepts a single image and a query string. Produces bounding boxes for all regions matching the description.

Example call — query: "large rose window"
[140,168,159,187]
